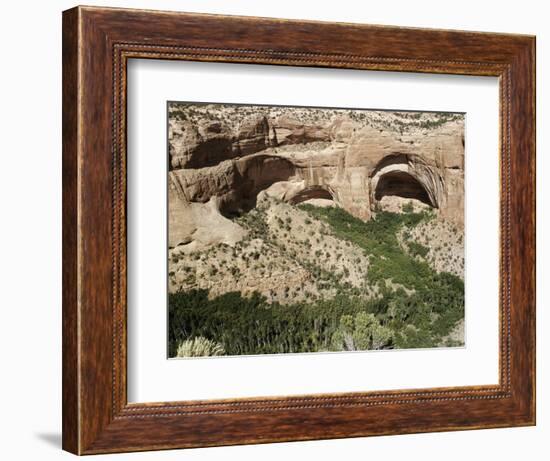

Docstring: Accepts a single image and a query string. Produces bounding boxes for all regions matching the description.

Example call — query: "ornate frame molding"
[63,6,535,454]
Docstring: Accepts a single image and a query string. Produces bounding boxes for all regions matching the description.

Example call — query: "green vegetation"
[408,241,430,259]
[168,205,464,357]
[298,205,435,287]
[170,289,394,356]
[331,312,393,351]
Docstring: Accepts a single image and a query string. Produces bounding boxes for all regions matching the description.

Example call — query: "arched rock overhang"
[287,185,336,205]
[369,153,443,210]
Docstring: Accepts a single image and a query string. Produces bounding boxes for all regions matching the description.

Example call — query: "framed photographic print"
[62,5,535,455]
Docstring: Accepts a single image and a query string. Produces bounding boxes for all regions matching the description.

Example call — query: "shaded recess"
[288,186,335,205]
[218,155,296,218]
[374,171,434,207]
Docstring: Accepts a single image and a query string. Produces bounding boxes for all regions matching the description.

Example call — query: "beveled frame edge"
[62,5,535,455]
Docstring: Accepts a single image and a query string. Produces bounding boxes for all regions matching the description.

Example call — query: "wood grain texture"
[62,6,79,454]
[62,5,536,455]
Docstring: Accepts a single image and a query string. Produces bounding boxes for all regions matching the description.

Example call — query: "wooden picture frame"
[62,5,536,455]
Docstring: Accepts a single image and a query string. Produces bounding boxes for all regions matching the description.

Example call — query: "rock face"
[168,105,465,250]
[169,120,234,169]
[272,115,331,145]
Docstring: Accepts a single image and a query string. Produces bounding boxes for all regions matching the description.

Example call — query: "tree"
[331,312,393,351]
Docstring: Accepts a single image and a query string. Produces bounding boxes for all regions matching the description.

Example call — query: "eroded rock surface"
[168,104,465,252]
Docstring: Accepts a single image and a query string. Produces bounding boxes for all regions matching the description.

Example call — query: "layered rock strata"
[168,106,465,250]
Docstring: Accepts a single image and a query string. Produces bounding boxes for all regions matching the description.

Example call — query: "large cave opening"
[374,171,434,208]
[217,155,297,218]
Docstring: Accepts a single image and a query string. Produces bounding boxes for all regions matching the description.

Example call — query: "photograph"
[167,102,466,358]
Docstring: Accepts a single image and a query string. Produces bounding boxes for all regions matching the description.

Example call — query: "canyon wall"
[168,109,465,250]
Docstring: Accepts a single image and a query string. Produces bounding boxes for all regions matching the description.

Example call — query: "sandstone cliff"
[168,104,465,252]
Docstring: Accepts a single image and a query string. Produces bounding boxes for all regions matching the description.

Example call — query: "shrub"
[402,201,414,213]
[175,337,225,357]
